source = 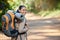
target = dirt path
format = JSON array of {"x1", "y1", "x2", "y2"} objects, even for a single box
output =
[
  {"x1": 0, "y1": 13, "x2": 60, "y2": 40},
  {"x1": 27, "y1": 18, "x2": 60, "y2": 40}
]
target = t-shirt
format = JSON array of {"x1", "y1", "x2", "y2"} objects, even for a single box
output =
[{"x1": 15, "y1": 13, "x2": 28, "y2": 33}]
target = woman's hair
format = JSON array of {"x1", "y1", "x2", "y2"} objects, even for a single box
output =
[
  {"x1": 19, "y1": 5, "x2": 26, "y2": 10},
  {"x1": 17, "y1": 5, "x2": 26, "y2": 13}
]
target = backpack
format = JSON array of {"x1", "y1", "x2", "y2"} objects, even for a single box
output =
[{"x1": 2, "y1": 10, "x2": 18, "y2": 37}]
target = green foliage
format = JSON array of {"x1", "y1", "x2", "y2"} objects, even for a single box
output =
[
  {"x1": 56, "y1": 2, "x2": 60, "y2": 9},
  {"x1": 0, "y1": 0, "x2": 60, "y2": 29},
  {"x1": 0, "y1": 0, "x2": 12, "y2": 29},
  {"x1": 8, "y1": 0, "x2": 21, "y2": 10},
  {"x1": 38, "y1": 10, "x2": 60, "y2": 17}
]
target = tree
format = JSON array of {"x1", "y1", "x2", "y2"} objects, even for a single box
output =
[{"x1": 0, "y1": 0, "x2": 11, "y2": 29}]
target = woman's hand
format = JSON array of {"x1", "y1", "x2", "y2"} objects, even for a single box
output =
[{"x1": 25, "y1": 23, "x2": 29, "y2": 29}]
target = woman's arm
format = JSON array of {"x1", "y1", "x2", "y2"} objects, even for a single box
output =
[
  {"x1": 21, "y1": 23, "x2": 29, "y2": 32},
  {"x1": 25, "y1": 23, "x2": 29, "y2": 29},
  {"x1": 19, "y1": 23, "x2": 29, "y2": 33}
]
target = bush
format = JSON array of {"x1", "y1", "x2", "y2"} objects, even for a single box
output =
[
  {"x1": 38, "y1": 10, "x2": 60, "y2": 17},
  {"x1": 0, "y1": 0, "x2": 12, "y2": 29}
]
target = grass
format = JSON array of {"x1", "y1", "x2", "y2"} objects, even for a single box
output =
[{"x1": 36, "y1": 10, "x2": 60, "y2": 17}]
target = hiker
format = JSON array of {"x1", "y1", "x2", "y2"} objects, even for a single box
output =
[
  {"x1": 15, "y1": 5, "x2": 29, "y2": 40},
  {"x1": 11, "y1": 5, "x2": 29, "y2": 40},
  {"x1": 2, "y1": 5, "x2": 29, "y2": 40}
]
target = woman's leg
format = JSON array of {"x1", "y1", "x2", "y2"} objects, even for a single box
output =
[
  {"x1": 17, "y1": 33, "x2": 27, "y2": 40},
  {"x1": 11, "y1": 37, "x2": 17, "y2": 40},
  {"x1": 17, "y1": 35, "x2": 21, "y2": 40},
  {"x1": 21, "y1": 33, "x2": 27, "y2": 40}
]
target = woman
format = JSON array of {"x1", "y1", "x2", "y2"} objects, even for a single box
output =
[{"x1": 15, "y1": 5, "x2": 29, "y2": 40}]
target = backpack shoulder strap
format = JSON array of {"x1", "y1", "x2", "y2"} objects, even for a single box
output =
[
  {"x1": 8, "y1": 12, "x2": 15, "y2": 29},
  {"x1": 3, "y1": 15, "x2": 9, "y2": 30}
]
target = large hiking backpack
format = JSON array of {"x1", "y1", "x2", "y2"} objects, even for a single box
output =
[{"x1": 2, "y1": 10, "x2": 18, "y2": 37}]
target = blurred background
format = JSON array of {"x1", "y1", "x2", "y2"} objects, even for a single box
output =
[
  {"x1": 0, "y1": 0, "x2": 60, "y2": 28},
  {"x1": 0, "y1": 0, "x2": 60, "y2": 40}
]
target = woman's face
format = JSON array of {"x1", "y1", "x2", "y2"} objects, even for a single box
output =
[{"x1": 19, "y1": 7, "x2": 27, "y2": 15}]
